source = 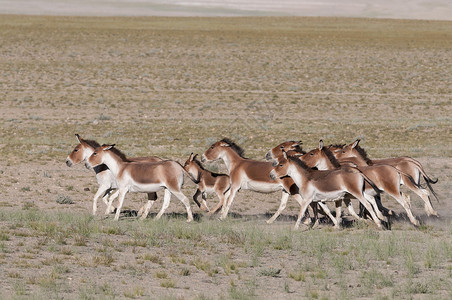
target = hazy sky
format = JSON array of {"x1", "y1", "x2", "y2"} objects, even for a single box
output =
[{"x1": 1, "y1": 0, "x2": 452, "y2": 20}]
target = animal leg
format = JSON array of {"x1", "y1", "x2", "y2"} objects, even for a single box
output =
[
  {"x1": 404, "y1": 178, "x2": 438, "y2": 217},
  {"x1": 172, "y1": 190, "x2": 194, "y2": 222},
  {"x1": 364, "y1": 193, "x2": 388, "y2": 222},
  {"x1": 220, "y1": 185, "x2": 239, "y2": 220},
  {"x1": 155, "y1": 189, "x2": 172, "y2": 220},
  {"x1": 266, "y1": 192, "x2": 289, "y2": 224},
  {"x1": 92, "y1": 185, "x2": 110, "y2": 216},
  {"x1": 334, "y1": 201, "x2": 342, "y2": 228},
  {"x1": 343, "y1": 198, "x2": 361, "y2": 220},
  {"x1": 317, "y1": 202, "x2": 339, "y2": 227},
  {"x1": 294, "y1": 199, "x2": 312, "y2": 230},
  {"x1": 105, "y1": 190, "x2": 120, "y2": 215},
  {"x1": 139, "y1": 200, "x2": 156, "y2": 220},
  {"x1": 201, "y1": 192, "x2": 210, "y2": 212},
  {"x1": 114, "y1": 189, "x2": 128, "y2": 221},
  {"x1": 192, "y1": 189, "x2": 202, "y2": 209},
  {"x1": 209, "y1": 189, "x2": 229, "y2": 216},
  {"x1": 395, "y1": 192, "x2": 420, "y2": 226},
  {"x1": 360, "y1": 195, "x2": 382, "y2": 228}
]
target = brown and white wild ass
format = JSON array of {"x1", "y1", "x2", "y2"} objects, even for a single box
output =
[
  {"x1": 270, "y1": 153, "x2": 386, "y2": 229},
  {"x1": 66, "y1": 134, "x2": 161, "y2": 215},
  {"x1": 302, "y1": 140, "x2": 423, "y2": 226},
  {"x1": 266, "y1": 141, "x2": 365, "y2": 227},
  {"x1": 330, "y1": 140, "x2": 439, "y2": 217},
  {"x1": 202, "y1": 138, "x2": 320, "y2": 228},
  {"x1": 86, "y1": 144, "x2": 193, "y2": 221},
  {"x1": 183, "y1": 153, "x2": 231, "y2": 215}
]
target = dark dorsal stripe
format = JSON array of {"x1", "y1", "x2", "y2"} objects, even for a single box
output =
[{"x1": 221, "y1": 138, "x2": 246, "y2": 158}]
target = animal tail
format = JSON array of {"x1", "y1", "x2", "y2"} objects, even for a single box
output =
[
  {"x1": 406, "y1": 157, "x2": 439, "y2": 185},
  {"x1": 393, "y1": 161, "x2": 439, "y2": 203},
  {"x1": 176, "y1": 162, "x2": 200, "y2": 184}
]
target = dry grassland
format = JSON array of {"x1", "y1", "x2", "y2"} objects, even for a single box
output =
[{"x1": 0, "y1": 15, "x2": 451, "y2": 299}]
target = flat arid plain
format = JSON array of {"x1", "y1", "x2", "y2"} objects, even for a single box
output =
[{"x1": 0, "y1": 15, "x2": 451, "y2": 299}]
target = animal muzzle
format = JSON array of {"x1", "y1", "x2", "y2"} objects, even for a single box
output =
[
  {"x1": 201, "y1": 154, "x2": 207, "y2": 162},
  {"x1": 65, "y1": 158, "x2": 73, "y2": 167},
  {"x1": 84, "y1": 161, "x2": 92, "y2": 170},
  {"x1": 265, "y1": 151, "x2": 273, "y2": 161},
  {"x1": 269, "y1": 170, "x2": 277, "y2": 180}
]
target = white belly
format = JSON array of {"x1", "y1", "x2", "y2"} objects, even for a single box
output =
[
  {"x1": 312, "y1": 190, "x2": 346, "y2": 203},
  {"x1": 243, "y1": 180, "x2": 282, "y2": 193},
  {"x1": 128, "y1": 183, "x2": 163, "y2": 193}
]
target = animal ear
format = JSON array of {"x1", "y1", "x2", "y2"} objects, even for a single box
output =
[
  {"x1": 351, "y1": 139, "x2": 360, "y2": 149},
  {"x1": 220, "y1": 142, "x2": 231, "y2": 147},
  {"x1": 297, "y1": 140, "x2": 302, "y2": 145},
  {"x1": 103, "y1": 144, "x2": 115, "y2": 151},
  {"x1": 292, "y1": 152, "x2": 303, "y2": 158},
  {"x1": 282, "y1": 150, "x2": 288, "y2": 160},
  {"x1": 193, "y1": 154, "x2": 199, "y2": 160},
  {"x1": 319, "y1": 140, "x2": 324, "y2": 150},
  {"x1": 75, "y1": 134, "x2": 82, "y2": 143},
  {"x1": 189, "y1": 153, "x2": 194, "y2": 161}
]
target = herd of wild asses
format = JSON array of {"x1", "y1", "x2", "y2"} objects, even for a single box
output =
[{"x1": 66, "y1": 134, "x2": 438, "y2": 229}]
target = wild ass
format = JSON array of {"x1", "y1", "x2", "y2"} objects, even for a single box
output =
[
  {"x1": 266, "y1": 141, "x2": 364, "y2": 226},
  {"x1": 86, "y1": 144, "x2": 193, "y2": 222},
  {"x1": 183, "y1": 153, "x2": 231, "y2": 215},
  {"x1": 330, "y1": 140, "x2": 439, "y2": 217},
  {"x1": 270, "y1": 153, "x2": 385, "y2": 229},
  {"x1": 302, "y1": 140, "x2": 423, "y2": 226},
  {"x1": 202, "y1": 138, "x2": 322, "y2": 228},
  {"x1": 66, "y1": 134, "x2": 161, "y2": 215}
]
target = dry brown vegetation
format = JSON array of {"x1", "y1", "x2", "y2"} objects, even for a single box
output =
[{"x1": 0, "y1": 15, "x2": 451, "y2": 299}]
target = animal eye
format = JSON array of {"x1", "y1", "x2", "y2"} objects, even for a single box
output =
[
  {"x1": 93, "y1": 152, "x2": 97, "y2": 156},
  {"x1": 211, "y1": 146, "x2": 214, "y2": 149},
  {"x1": 310, "y1": 152, "x2": 314, "y2": 155},
  {"x1": 279, "y1": 164, "x2": 283, "y2": 167},
  {"x1": 74, "y1": 149, "x2": 78, "y2": 152}
]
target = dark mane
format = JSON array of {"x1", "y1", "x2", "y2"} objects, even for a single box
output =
[
  {"x1": 288, "y1": 141, "x2": 306, "y2": 154},
  {"x1": 221, "y1": 138, "x2": 246, "y2": 158},
  {"x1": 83, "y1": 139, "x2": 101, "y2": 149},
  {"x1": 322, "y1": 147, "x2": 341, "y2": 168},
  {"x1": 102, "y1": 144, "x2": 131, "y2": 162},
  {"x1": 288, "y1": 156, "x2": 311, "y2": 172},
  {"x1": 328, "y1": 144, "x2": 346, "y2": 149},
  {"x1": 354, "y1": 145, "x2": 373, "y2": 165}
]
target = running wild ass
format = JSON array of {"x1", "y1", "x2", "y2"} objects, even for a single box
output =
[
  {"x1": 183, "y1": 153, "x2": 231, "y2": 215},
  {"x1": 270, "y1": 152, "x2": 386, "y2": 229},
  {"x1": 302, "y1": 140, "x2": 423, "y2": 226},
  {"x1": 202, "y1": 138, "x2": 319, "y2": 228},
  {"x1": 85, "y1": 144, "x2": 193, "y2": 221},
  {"x1": 66, "y1": 134, "x2": 161, "y2": 215},
  {"x1": 330, "y1": 140, "x2": 439, "y2": 217}
]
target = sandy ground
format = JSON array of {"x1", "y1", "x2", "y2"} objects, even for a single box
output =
[
  {"x1": 1, "y1": 0, "x2": 452, "y2": 20},
  {"x1": 0, "y1": 15, "x2": 451, "y2": 299}
]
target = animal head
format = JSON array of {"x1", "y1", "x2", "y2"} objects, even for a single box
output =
[
  {"x1": 270, "y1": 151, "x2": 291, "y2": 180},
  {"x1": 265, "y1": 140, "x2": 303, "y2": 162},
  {"x1": 202, "y1": 138, "x2": 244, "y2": 162},
  {"x1": 85, "y1": 144, "x2": 115, "y2": 169},
  {"x1": 66, "y1": 134, "x2": 99, "y2": 167}
]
